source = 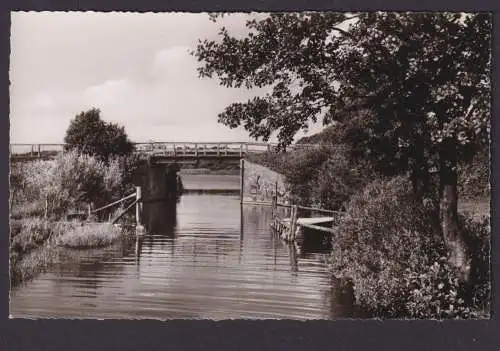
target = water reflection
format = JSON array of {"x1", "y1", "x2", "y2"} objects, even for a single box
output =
[
  {"x1": 11, "y1": 183, "x2": 352, "y2": 319},
  {"x1": 142, "y1": 200, "x2": 177, "y2": 236},
  {"x1": 298, "y1": 229, "x2": 333, "y2": 259}
]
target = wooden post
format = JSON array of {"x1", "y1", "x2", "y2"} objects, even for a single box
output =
[
  {"x1": 245, "y1": 143, "x2": 249, "y2": 155},
  {"x1": 275, "y1": 181, "x2": 278, "y2": 202},
  {"x1": 267, "y1": 144, "x2": 271, "y2": 152},
  {"x1": 274, "y1": 181, "x2": 279, "y2": 213},
  {"x1": 37, "y1": 144, "x2": 41, "y2": 158},
  {"x1": 87, "y1": 204, "x2": 91, "y2": 220},
  {"x1": 44, "y1": 197, "x2": 48, "y2": 220},
  {"x1": 290, "y1": 205, "x2": 298, "y2": 241},
  {"x1": 135, "y1": 186, "x2": 142, "y2": 226},
  {"x1": 194, "y1": 143, "x2": 198, "y2": 157},
  {"x1": 240, "y1": 143, "x2": 243, "y2": 157},
  {"x1": 31, "y1": 145, "x2": 34, "y2": 156},
  {"x1": 240, "y1": 159, "x2": 245, "y2": 204},
  {"x1": 173, "y1": 144, "x2": 176, "y2": 157}
]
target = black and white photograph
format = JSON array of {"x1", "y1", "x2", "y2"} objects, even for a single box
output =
[{"x1": 9, "y1": 11, "x2": 491, "y2": 320}]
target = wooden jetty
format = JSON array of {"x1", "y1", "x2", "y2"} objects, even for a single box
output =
[{"x1": 270, "y1": 204, "x2": 342, "y2": 242}]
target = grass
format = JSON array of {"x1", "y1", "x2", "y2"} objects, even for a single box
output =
[
  {"x1": 10, "y1": 201, "x2": 45, "y2": 220},
  {"x1": 10, "y1": 217, "x2": 127, "y2": 287},
  {"x1": 56, "y1": 222, "x2": 124, "y2": 249},
  {"x1": 10, "y1": 242, "x2": 60, "y2": 286},
  {"x1": 10, "y1": 219, "x2": 76, "y2": 286}
]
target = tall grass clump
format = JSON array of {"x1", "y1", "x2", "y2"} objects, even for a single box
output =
[
  {"x1": 10, "y1": 220, "x2": 77, "y2": 286},
  {"x1": 56, "y1": 223, "x2": 123, "y2": 249},
  {"x1": 330, "y1": 176, "x2": 490, "y2": 318}
]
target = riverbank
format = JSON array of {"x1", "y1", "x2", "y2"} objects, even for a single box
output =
[
  {"x1": 248, "y1": 148, "x2": 490, "y2": 319},
  {"x1": 10, "y1": 217, "x2": 131, "y2": 287}
]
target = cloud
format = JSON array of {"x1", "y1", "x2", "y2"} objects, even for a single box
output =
[
  {"x1": 151, "y1": 46, "x2": 196, "y2": 80},
  {"x1": 10, "y1": 12, "x2": 323, "y2": 144}
]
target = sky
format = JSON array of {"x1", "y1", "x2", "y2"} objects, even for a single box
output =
[{"x1": 9, "y1": 12, "x2": 324, "y2": 144}]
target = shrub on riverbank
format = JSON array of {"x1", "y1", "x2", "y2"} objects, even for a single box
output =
[
  {"x1": 458, "y1": 148, "x2": 490, "y2": 200},
  {"x1": 329, "y1": 177, "x2": 490, "y2": 318},
  {"x1": 247, "y1": 145, "x2": 374, "y2": 210},
  {"x1": 56, "y1": 223, "x2": 123, "y2": 249},
  {"x1": 10, "y1": 150, "x2": 138, "y2": 220},
  {"x1": 9, "y1": 150, "x2": 139, "y2": 285}
]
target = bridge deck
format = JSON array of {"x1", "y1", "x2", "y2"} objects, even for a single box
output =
[{"x1": 9, "y1": 142, "x2": 320, "y2": 160}]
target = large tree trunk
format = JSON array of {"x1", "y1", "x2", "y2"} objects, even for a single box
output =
[{"x1": 439, "y1": 148, "x2": 469, "y2": 280}]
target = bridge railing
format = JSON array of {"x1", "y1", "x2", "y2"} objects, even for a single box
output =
[
  {"x1": 10, "y1": 141, "x2": 321, "y2": 159},
  {"x1": 10, "y1": 143, "x2": 65, "y2": 158},
  {"x1": 132, "y1": 142, "x2": 281, "y2": 157}
]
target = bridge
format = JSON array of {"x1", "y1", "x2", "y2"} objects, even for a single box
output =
[{"x1": 9, "y1": 142, "x2": 319, "y2": 163}]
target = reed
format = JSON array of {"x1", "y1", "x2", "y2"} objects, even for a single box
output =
[{"x1": 56, "y1": 222, "x2": 123, "y2": 249}]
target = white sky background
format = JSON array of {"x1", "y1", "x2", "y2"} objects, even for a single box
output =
[{"x1": 10, "y1": 12, "x2": 325, "y2": 144}]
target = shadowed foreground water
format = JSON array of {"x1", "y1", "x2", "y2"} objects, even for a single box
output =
[{"x1": 10, "y1": 175, "x2": 352, "y2": 319}]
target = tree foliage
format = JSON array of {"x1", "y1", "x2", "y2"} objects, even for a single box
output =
[
  {"x1": 194, "y1": 12, "x2": 491, "y2": 275},
  {"x1": 64, "y1": 108, "x2": 134, "y2": 162},
  {"x1": 195, "y1": 12, "x2": 490, "y2": 170}
]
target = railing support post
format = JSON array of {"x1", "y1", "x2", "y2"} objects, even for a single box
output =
[
  {"x1": 240, "y1": 144, "x2": 243, "y2": 157},
  {"x1": 194, "y1": 143, "x2": 198, "y2": 157},
  {"x1": 37, "y1": 144, "x2": 41, "y2": 158},
  {"x1": 290, "y1": 205, "x2": 298, "y2": 241},
  {"x1": 135, "y1": 186, "x2": 142, "y2": 227},
  {"x1": 240, "y1": 159, "x2": 245, "y2": 205},
  {"x1": 272, "y1": 183, "x2": 278, "y2": 215},
  {"x1": 275, "y1": 181, "x2": 278, "y2": 204}
]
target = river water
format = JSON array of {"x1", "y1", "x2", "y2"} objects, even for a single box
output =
[{"x1": 10, "y1": 174, "x2": 351, "y2": 319}]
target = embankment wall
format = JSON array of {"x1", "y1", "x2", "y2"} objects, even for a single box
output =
[{"x1": 241, "y1": 159, "x2": 290, "y2": 205}]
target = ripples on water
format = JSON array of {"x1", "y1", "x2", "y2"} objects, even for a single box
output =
[{"x1": 10, "y1": 175, "x2": 351, "y2": 319}]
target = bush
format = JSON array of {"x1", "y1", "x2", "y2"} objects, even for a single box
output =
[
  {"x1": 460, "y1": 215, "x2": 491, "y2": 312},
  {"x1": 12, "y1": 150, "x2": 135, "y2": 220},
  {"x1": 310, "y1": 145, "x2": 374, "y2": 210},
  {"x1": 458, "y1": 148, "x2": 490, "y2": 200},
  {"x1": 248, "y1": 145, "x2": 375, "y2": 210},
  {"x1": 330, "y1": 176, "x2": 490, "y2": 318}
]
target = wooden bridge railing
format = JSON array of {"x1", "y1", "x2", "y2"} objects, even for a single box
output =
[
  {"x1": 10, "y1": 142, "x2": 320, "y2": 159},
  {"x1": 10, "y1": 143, "x2": 65, "y2": 158}
]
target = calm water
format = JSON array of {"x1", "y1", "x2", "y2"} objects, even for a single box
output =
[
  {"x1": 10, "y1": 175, "x2": 350, "y2": 319},
  {"x1": 180, "y1": 173, "x2": 240, "y2": 190}
]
